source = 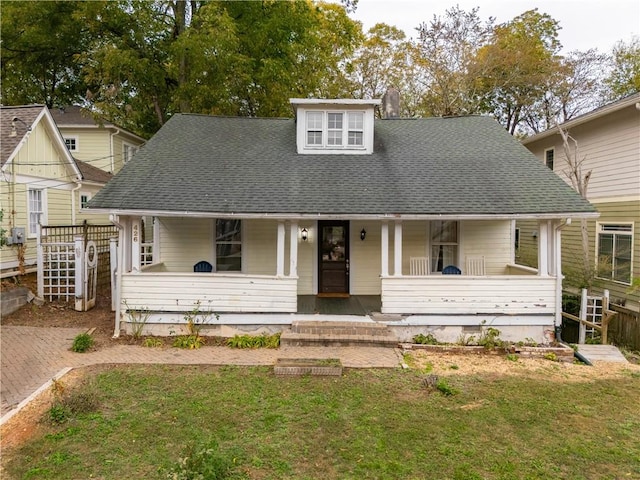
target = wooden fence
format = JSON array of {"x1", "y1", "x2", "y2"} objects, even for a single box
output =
[{"x1": 608, "y1": 304, "x2": 640, "y2": 351}]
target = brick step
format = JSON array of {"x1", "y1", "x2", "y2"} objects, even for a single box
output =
[
  {"x1": 281, "y1": 321, "x2": 398, "y2": 347},
  {"x1": 290, "y1": 320, "x2": 392, "y2": 336}
]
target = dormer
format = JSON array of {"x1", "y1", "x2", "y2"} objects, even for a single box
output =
[{"x1": 290, "y1": 98, "x2": 381, "y2": 155}]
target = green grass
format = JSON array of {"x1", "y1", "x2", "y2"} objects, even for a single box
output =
[{"x1": 4, "y1": 364, "x2": 640, "y2": 479}]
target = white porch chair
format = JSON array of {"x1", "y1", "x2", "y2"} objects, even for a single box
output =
[
  {"x1": 465, "y1": 256, "x2": 486, "y2": 275},
  {"x1": 410, "y1": 257, "x2": 430, "y2": 275}
]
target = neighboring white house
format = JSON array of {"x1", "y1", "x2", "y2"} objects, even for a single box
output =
[
  {"x1": 87, "y1": 94, "x2": 598, "y2": 342},
  {"x1": 519, "y1": 93, "x2": 640, "y2": 311},
  {"x1": 0, "y1": 105, "x2": 113, "y2": 274}
]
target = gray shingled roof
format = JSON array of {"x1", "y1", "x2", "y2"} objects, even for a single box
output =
[{"x1": 88, "y1": 113, "x2": 596, "y2": 216}]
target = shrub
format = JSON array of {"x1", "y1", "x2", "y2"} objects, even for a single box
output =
[
  {"x1": 226, "y1": 333, "x2": 280, "y2": 349},
  {"x1": 48, "y1": 379, "x2": 99, "y2": 424},
  {"x1": 435, "y1": 378, "x2": 459, "y2": 396},
  {"x1": 412, "y1": 333, "x2": 439, "y2": 345},
  {"x1": 173, "y1": 335, "x2": 206, "y2": 349},
  {"x1": 71, "y1": 333, "x2": 94, "y2": 352},
  {"x1": 166, "y1": 440, "x2": 239, "y2": 480}
]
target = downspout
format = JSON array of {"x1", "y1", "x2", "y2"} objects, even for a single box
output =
[
  {"x1": 552, "y1": 218, "x2": 592, "y2": 365},
  {"x1": 71, "y1": 182, "x2": 82, "y2": 225},
  {"x1": 109, "y1": 128, "x2": 120, "y2": 173},
  {"x1": 110, "y1": 213, "x2": 124, "y2": 338}
]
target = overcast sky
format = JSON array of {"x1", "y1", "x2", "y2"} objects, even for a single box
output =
[{"x1": 346, "y1": 0, "x2": 640, "y2": 53}]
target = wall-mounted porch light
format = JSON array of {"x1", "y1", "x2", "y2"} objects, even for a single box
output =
[
  {"x1": 301, "y1": 227, "x2": 309, "y2": 241},
  {"x1": 360, "y1": 228, "x2": 366, "y2": 241}
]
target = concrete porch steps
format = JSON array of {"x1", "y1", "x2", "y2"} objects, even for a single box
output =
[{"x1": 280, "y1": 320, "x2": 399, "y2": 348}]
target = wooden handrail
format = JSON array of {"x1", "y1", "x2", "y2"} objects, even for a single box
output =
[{"x1": 561, "y1": 310, "x2": 617, "y2": 344}]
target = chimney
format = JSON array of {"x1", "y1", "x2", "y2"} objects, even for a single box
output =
[{"x1": 381, "y1": 87, "x2": 400, "y2": 119}]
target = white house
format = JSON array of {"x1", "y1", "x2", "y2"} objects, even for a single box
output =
[{"x1": 87, "y1": 95, "x2": 598, "y2": 342}]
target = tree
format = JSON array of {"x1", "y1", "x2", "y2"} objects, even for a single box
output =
[
  {"x1": 78, "y1": 0, "x2": 361, "y2": 136},
  {"x1": 558, "y1": 127, "x2": 592, "y2": 287},
  {"x1": 415, "y1": 6, "x2": 494, "y2": 117},
  {"x1": 522, "y1": 49, "x2": 609, "y2": 135},
  {"x1": 603, "y1": 36, "x2": 640, "y2": 101},
  {"x1": 475, "y1": 9, "x2": 562, "y2": 134},
  {"x1": 1, "y1": 1, "x2": 89, "y2": 107},
  {"x1": 343, "y1": 23, "x2": 425, "y2": 115}
]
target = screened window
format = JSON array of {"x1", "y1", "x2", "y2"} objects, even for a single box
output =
[
  {"x1": 597, "y1": 223, "x2": 633, "y2": 284},
  {"x1": 28, "y1": 189, "x2": 44, "y2": 235},
  {"x1": 216, "y1": 219, "x2": 241, "y2": 271},
  {"x1": 304, "y1": 111, "x2": 365, "y2": 149},
  {"x1": 544, "y1": 148, "x2": 554, "y2": 170},
  {"x1": 430, "y1": 220, "x2": 458, "y2": 273}
]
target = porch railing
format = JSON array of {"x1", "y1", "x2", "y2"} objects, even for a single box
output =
[
  {"x1": 121, "y1": 271, "x2": 298, "y2": 313},
  {"x1": 381, "y1": 275, "x2": 556, "y2": 315}
]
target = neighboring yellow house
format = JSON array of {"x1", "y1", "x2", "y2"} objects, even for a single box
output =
[
  {"x1": 0, "y1": 105, "x2": 114, "y2": 274},
  {"x1": 50, "y1": 105, "x2": 146, "y2": 175},
  {"x1": 518, "y1": 93, "x2": 640, "y2": 311}
]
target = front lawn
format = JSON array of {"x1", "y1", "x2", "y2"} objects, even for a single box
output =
[{"x1": 3, "y1": 355, "x2": 640, "y2": 479}]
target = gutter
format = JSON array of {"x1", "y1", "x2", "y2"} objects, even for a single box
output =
[
  {"x1": 109, "y1": 128, "x2": 120, "y2": 173},
  {"x1": 110, "y1": 213, "x2": 124, "y2": 338}
]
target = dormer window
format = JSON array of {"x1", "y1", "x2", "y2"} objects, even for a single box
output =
[
  {"x1": 291, "y1": 98, "x2": 380, "y2": 155},
  {"x1": 306, "y1": 111, "x2": 365, "y2": 149}
]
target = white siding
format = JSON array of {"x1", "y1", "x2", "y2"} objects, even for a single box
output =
[
  {"x1": 157, "y1": 217, "x2": 214, "y2": 271},
  {"x1": 121, "y1": 272, "x2": 297, "y2": 313},
  {"x1": 461, "y1": 220, "x2": 512, "y2": 274},
  {"x1": 244, "y1": 219, "x2": 278, "y2": 275},
  {"x1": 381, "y1": 276, "x2": 556, "y2": 315}
]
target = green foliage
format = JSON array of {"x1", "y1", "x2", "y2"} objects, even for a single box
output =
[
  {"x1": 1, "y1": 1, "x2": 89, "y2": 107},
  {"x1": 412, "y1": 333, "x2": 440, "y2": 345},
  {"x1": 477, "y1": 327, "x2": 504, "y2": 349},
  {"x1": 562, "y1": 294, "x2": 581, "y2": 316},
  {"x1": 435, "y1": 378, "x2": 459, "y2": 396},
  {"x1": 165, "y1": 439, "x2": 240, "y2": 480},
  {"x1": 173, "y1": 335, "x2": 206, "y2": 350},
  {"x1": 124, "y1": 302, "x2": 152, "y2": 340},
  {"x1": 0, "y1": 210, "x2": 7, "y2": 247},
  {"x1": 48, "y1": 379, "x2": 98, "y2": 424},
  {"x1": 543, "y1": 352, "x2": 558, "y2": 362},
  {"x1": 143, "y1": 337, "x2": 164, "y2": 348},
  {"x1": 226, "y1": 334, "x2": 280, "y2": 349},
  {"x1": 604, "y1": 36, "x2": 640, "y2": 100},
  {"x1": 506, "y1": 353, "x2": 519, "y2": 362},
  {"x1": 71, "y1": 333, "x2": 94, "y2": 353}
]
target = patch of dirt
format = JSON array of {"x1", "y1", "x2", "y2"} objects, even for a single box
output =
[{"x1": 1, "y1": 273, "x2": 115, "y2": 349}]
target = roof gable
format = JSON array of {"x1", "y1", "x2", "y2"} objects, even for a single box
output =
[
  {"x1": 88, "y1": 112, "x2": 596, "y2": 217},
  {"x1": 1, "y1": 105, "x2": 82, "y2": 181}
]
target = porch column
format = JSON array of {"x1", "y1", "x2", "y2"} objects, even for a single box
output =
[
  {"x1": 131, "y1": 217, "x2": 141, "y2": 272},
  {"x1": 152, "y1": 217, "x2": 160, "y2": 263},
  {"x1": 547, "y1": 220, "x2": 556, "y2": 276},
  {"x1": 538, "y1": 220, "x2": 549, "y2": 276},
  {"x1": 394, "y1": 221, "x2": 403, "y2": 276},
  {"x1": 276, "y1": 220, "x2": 285, "y2": 277},
  {"x1": 289, "y1": 221, "x2": 298, "y2": 277},
  {"x1": 381, "y1": 221, "x2": 389, "y2": 276}
]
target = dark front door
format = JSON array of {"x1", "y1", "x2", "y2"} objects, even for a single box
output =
[{"x1": 318, "y1": 221, "x2": 349, "y2": 295}]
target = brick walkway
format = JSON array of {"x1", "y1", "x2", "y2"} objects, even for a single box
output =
[{"x1": 0, "y1": 325, "x2": 402, "y2": 418}]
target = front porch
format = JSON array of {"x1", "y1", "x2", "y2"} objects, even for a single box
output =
[{"x1": 112, "y1": 215, "x2": 564, "y2": 343}]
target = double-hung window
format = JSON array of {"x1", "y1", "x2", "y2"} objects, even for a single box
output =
[
  {"x1": 80, "y1": 193, "x2": 91, "y2": 209},
  {"x1": 597, "y1": 223, "x2": 633, "y2": 284},
  {"x1": 216, "y1": 219, "x2": 241, "y2": 271},
  {"x1": 28, "y1": 188, "x2": 45, "y2": 236},
  {"x1": 305, "y1": 111, "x2": 365, "y2": 149},
  {"x1": 430, "y1": 220, "x2": 458, "y2": 273}
]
